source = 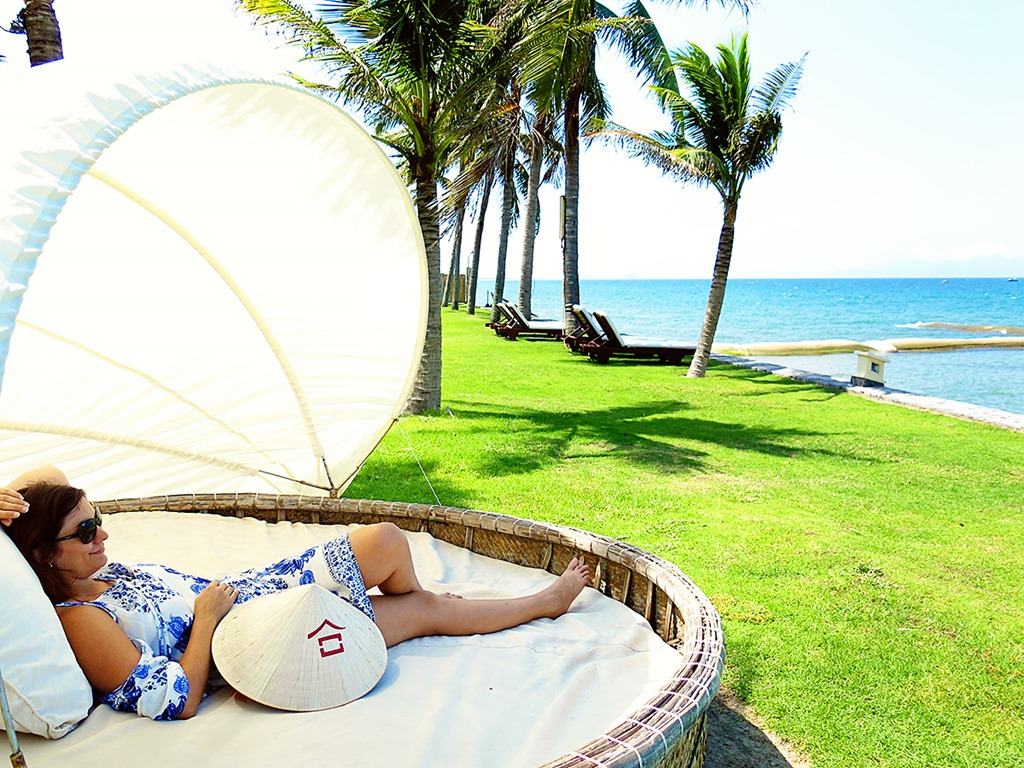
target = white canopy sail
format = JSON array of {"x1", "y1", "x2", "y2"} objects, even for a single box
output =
[{"x1": 0, "y1": 60, "x2": 427, "y2": 499}]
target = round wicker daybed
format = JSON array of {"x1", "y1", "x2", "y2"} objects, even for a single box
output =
[
  {"x1": 0, "y1": 58, "x2": 723, "y2": 768},
  {"x1": 95, "y1": 493, "x2": 724, "y2": 768}
]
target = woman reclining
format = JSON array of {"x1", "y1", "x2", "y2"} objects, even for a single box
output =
[{"x1": 1, "y1": 466, "x2": 590, "y2": 720}]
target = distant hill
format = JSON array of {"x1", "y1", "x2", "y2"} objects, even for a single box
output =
[{"x1": 832, "y1": 255, "x2": 1024, "y2": 279}]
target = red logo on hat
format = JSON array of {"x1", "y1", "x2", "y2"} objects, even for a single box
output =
[{"x1": 307, "y1": 619, "x2": 346, "y2": 658}]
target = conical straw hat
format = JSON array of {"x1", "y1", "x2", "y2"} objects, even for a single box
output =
[{"x1": 212, "y1": 584, "x2": 387, "y2": 712}]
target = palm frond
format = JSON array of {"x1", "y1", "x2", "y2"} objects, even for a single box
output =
[
  {"x1": 239, "y1": 0, "x2": 343, "y2": 52},
  {"x1": 733, "y1": 109, "x2": 783, "y2": 176},
  {"x1": 598, "y1": 1, "x2": 675, "y2": 94},
  {"x1": 714, "y1": 32, "x2": 749, "y2": 127},
  {"x1": 373, "y1": 127, "x2": 418, "y2": 167},
  {"x1": 751, "y1": 53, "x2": 806, "y2": 115},
  {"x1": 597, "y1": 32, "x2": 802, "y2": 204},
  {"x1": 671, "y1": 42, "x2": 737, "y2": 155},
  {"x1": 646, "y1": 85, "x2": 712, "y2": 152},
  {"x1": 291, "y1": 60, "x2": 420, "y2": 149},
  {"x1": 579, "y1": 49, "x2": 610, "y2": 122},
  {"x1": 588, "y1": 120, "x2": 725, "y2": 194},
  {"x1": 542, "y1": 156, "x2": 564, "y2": 186},
  {"x1": 444, "y1": 139, "x2": 510, "y2": 219}
]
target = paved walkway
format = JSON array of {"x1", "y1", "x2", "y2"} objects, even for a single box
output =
[{"x1": 716, "y1": 355, "x2": 1024, "y2": 433}]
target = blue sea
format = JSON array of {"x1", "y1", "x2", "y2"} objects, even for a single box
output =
[{"x1": 489, "y1": 278, "x2": 1024, "y2": 415}]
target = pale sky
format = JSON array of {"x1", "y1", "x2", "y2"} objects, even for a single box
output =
[{"x1": 2, "y1": 0, "x2": 1022, "y2": 280}]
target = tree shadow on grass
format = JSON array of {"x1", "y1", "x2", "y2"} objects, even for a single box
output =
[
  {"x1": 346, "y1": 457, "x2": 479, "y2": 509},
  {"x1": 445, "y1": 399, "x2": 867, "y2": 477},
  {"x1": 549, "y1": 352, "x2": 691, "y2": 368},
  {"x1": 713, "y1": 363, "x2": 837, "y2": 384},
  {"x1": 556, "y1": 355, "x2": 845, "y2": 401},
  {"x1": 683, "y1": 365, "x2": 847, "y2": 408},
  {"x1": 732, "y1": 383, "x2": 844, "y2": 402}
]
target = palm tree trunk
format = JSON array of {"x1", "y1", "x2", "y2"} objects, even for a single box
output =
[
  {"x1": 467, "y1": 181, "x2": 492, "y2": 316},
  {"x1": 22, "y1": 0, "x2": 63, "y2": 66},
  {"x1": 449, "y1": 204, "x2": 466, "y2": 311},
  {"x1": 490, "y1": 161, "x2": 516, "y2": 323},
  {"x1": 518, "y1": 130, "x2": 544, "y2": 318},
  {"x1": 444, "y1": 207, "x2": 468, "y2": 313},
  {"x1": 687, "y1": 199, "x2": 738, "y2": 378},
  {"x1": 442, "y1": 251, "x2": 454, "y2": 308},
  {"x1": 561, "y1": 89, "x2": 581, "y2": 332},
  {"x1": 442, "y1": 269, "x2": 453, "y2": 309},
  {"x1": 407, "y1": 170, "x2": 443, "y2": 412}
]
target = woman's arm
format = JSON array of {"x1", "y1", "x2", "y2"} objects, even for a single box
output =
[
  {"x1": 58, "y1": 605, "x2": 145, "y2": 692},
  {"x1": 1, "y1": 465, "x2": 68, "y2": 526},
  {"x1": 7, "y1": 465, "x2": 69, "y2": 489},
  {"x1": 60, "y1": 580, "x2": 238, "y2": 720}
]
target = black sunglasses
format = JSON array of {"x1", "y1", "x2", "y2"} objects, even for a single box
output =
[{"x1": 55, "y1": 512, "x2": 103, "y2": 544}]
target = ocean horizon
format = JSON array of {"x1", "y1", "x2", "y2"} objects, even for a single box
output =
[{"x1": 476, "y1": 277, "x2": 1024, "y2": 415}]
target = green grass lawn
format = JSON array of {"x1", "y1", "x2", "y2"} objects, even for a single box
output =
[{"x1": 348, "y1": 309, "x2": 1024, "y2": 768}]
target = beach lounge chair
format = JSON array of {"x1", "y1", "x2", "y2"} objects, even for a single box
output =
[
  {"x1": 588, "y1": 310, "x2": 696, "y2": 364},
  {"x1": 563, "y1": 304, "x2": 606, "y2": 353},
  {"x1": 494, "y1": 302, "x2": 564, "y2": 340},
  {"x1": 485, "y1": 301, "x2": 515, "y2": 330}
]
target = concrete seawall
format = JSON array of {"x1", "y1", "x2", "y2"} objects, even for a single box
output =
[
  {"x1": 715, "y1": 354, "x2": 1024, "y2": 433},
  {"x1": 713, "y1": 336, "x2": 1024, "y2": 356}
]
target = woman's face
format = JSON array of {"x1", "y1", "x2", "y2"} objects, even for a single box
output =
[{"x1": 51, "y1": 497, "x2": 108, "y2": 579}]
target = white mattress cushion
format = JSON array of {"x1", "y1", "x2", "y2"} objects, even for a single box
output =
[
  {"x1": 0, "y1": 530, "x2": 93, "y2": 738},
  {"x1": 16, "y1": 511, "x2": 682, "y2": 766}
]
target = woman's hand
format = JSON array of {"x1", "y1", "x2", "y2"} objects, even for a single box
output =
[
  {"x1": 193, "y1": 580, "x2": 239, "y2": 626},
  {"x1": 177, "y1": 581, "x2": 239, "y2": 718},
  {"x1": 0, "y1": 486, "x2": 28, "y2": 527}
]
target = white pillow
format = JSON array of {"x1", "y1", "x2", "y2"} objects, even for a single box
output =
[{"x1": 0, "y1": 530, "x2": 92, "y2": 738}]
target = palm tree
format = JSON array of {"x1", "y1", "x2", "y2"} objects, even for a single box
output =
[
  {"x1": 443, "y1": 75, "x2": 530, "y2": 324},
  {"x1": 480, "y1": 80, "x2": 527, "y2": 324},
  {"x1": 442, "y1": 201, "x2": 466, "y2": 310},
  {"x1": 444, "y1": 0, "x2": 672, "y2": 324},
  {"x1": 465, "y1": 173, "x2": 493, "y2": 315},
  {"x1": 490, "y1": 150, "x2": 519, "y2": 323},
  {"x1": 517, "y1": 111, "x2": 561, "y2": 317},
  {"x1": 594, "y1": 33, "x2": 804, "y2": 377},
  {"x1": 533, "y1": 0, "x2": 720, "y2": 331},
  {"x1": 242, "y1": 0, "x2": 524, "y2": 413},
  {"x1": 456, "y1": 3, "x2": 567, "y2": 317}
]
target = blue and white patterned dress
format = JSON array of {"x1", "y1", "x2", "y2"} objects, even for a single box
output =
[{"x1": 56, "y1": 535, "x2": 372, "y2": 721}]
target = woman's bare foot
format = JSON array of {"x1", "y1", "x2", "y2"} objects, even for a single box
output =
[
  {"x1": 441, "y1": 591, "x2": 464, "y2": 599},
  {"x1": 541, "y1": 557, "x2": 591, "y2": 619}
]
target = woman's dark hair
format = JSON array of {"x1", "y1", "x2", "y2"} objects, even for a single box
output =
[{"x1": 3, "y1": 482, "x2": 86, "y2": 603}]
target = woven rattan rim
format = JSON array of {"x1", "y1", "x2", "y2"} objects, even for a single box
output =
[{"x1": 96, "y1": 494, "x2": 724, "y2": 768}]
